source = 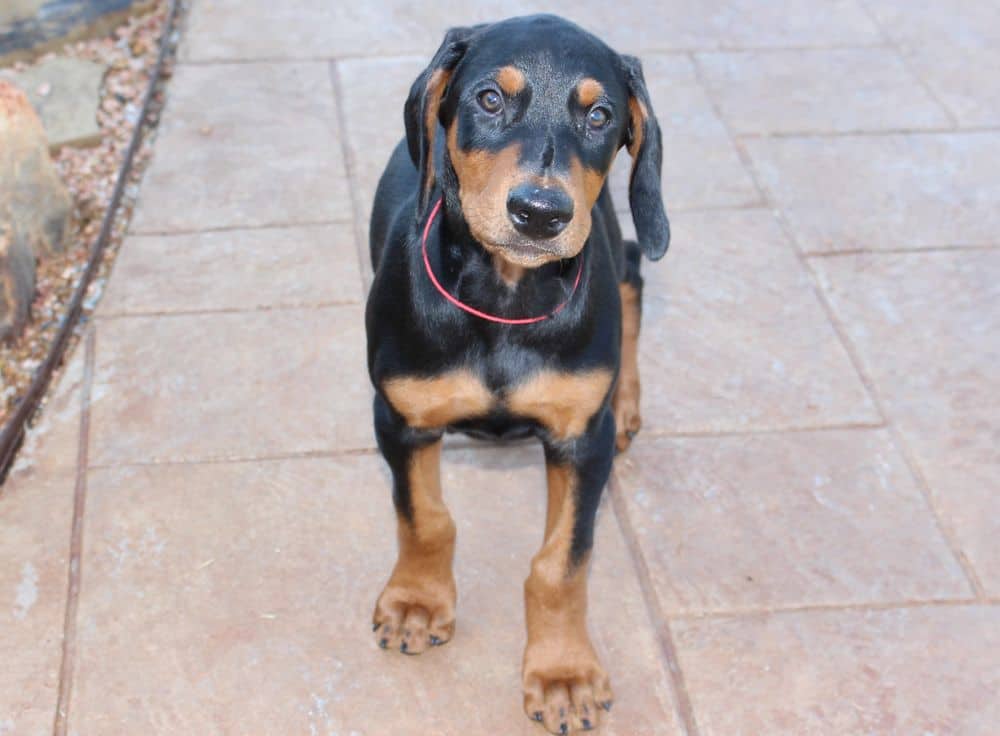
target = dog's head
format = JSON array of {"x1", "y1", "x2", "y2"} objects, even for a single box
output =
[{"x1": 405, "y1": 15, "x2": 670, "y2": 267}]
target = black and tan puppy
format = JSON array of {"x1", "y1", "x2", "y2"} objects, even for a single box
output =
[{"x1": 366, "y1": 14, "x2": 669, "y2": 734}]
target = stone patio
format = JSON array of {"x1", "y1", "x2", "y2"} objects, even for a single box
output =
[{"x1": 2, "y1": 1, "x2": 998, "y2": 734}]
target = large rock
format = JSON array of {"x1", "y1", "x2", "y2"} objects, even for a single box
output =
[
  {"x1": 0, "y1": 56, "x2": 106, "y2": 149},
  {"x1": 0, "y1": 223, "x2": 35, "y2": 341},
  {"x1": 0, "y1": 80, "x2": 72, "y2": 259},
  {"x1": 1, "y1": 80, "x2": 72, "y2": 340}
]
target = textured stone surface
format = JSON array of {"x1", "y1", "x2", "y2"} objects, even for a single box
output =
[
  {"x1": 635, "y1": 209, "x2": 876, "y2": 433},
  {"x1": 673, "y1": 606, "x2": 1000, "y2": 735},
  {"x1": 130, "y1": 62, "x2": 351, "y2": 233},
  {"x1": 867, "y1": 0, "x2": 1000, "y2": 127},
  {"x1": 89, "y1": 306, "x2": 372, "y2": 465},
  {"x1": 815, "y1": 252, "x2": 1000, "y2": 595},
  {"x1": 0, "y1": 342, "x2": 82, "y2": 735},
  {"x1": 182, "y1": 0, "x2": 879, "y2": 61},
  {"x1": 0, "y1": 223, "x2": 35, "y2": 340},
  {"x1": 745, "y1": 132, "x2": 1000, "y2": 253},
  {"x1": 71, "y1": 448, "x2": 682, "y2": 734},
  {"x1": 0, "y1": 81, "x2": 71, "y2": 257},
  {"x1": 100, "y1": 224, "x2": 364, "y2": 316},
  {"x1": 695, "y1": 48, "x2": 949, "y2": 134},
  {"x1": 615, "y1": 430, "x2": 971, "y2": 614},
  {"x1": 0, "y1": 56, "x2": 106, "y2": 148}
]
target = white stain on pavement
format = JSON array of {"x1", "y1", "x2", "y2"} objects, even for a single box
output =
[{"x1": 13, "y1": 562, "x2": 39, "y2": 620}]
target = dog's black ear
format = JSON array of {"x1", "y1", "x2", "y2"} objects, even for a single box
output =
[
  {"x1": 405, "y1": 27, "x2": 477, "y2": 217},
  {"x1": 621, "y1": 55, "x2": 670, "y2": 260}
]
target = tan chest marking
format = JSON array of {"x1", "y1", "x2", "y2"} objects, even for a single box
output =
[
  {"x1": 507, "y1": 369, "x2": 613, "y2": 440},
  {"x1": 383, "y1": 370, "x2": 494, "y2": 429}
]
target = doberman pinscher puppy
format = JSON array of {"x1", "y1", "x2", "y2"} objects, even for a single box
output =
[{"x1": 366, "y1": 15, "x2": 669, "y2": 734}]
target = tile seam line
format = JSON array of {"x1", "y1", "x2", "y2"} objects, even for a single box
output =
[
  {"x1": 95, "y1": 300, "x2": 361, "y2": 319},
  {"x1": 736, "y1": 125, "x2": 1000, "y2": 140},
  {"x1": 855, "y1": 0, "x2": 961, "y2": 128},
  {"x1": 52, "y1": 327, "x2": 96, "y2": 736},
  {"x1": 665, "y1": 597, "x2": 988, "y2": 622},
  {"x1": 87, "y1": 446, "x2": 382, "y2": 470},
  {"x1": 805, "y1": 243, "x2": 1000, "y2": 258},
  {"x1": 642, "y1": 420, "x2": 887, "y2": 438},
  {"x1": 175, "y1": 41, "x2": 890, "y2": 66},
  {"x1": 129, "y1": 218, "x2": 352, "y2": 237},
  {"x1": 328, "y1": 61, "x2": 375, "y2": 294},
  {"x1": 695, "y1": 43, "x2": 989, "y2": 598},
  {"x1": 608, "y1": 471, "x2": 701, "y2": 736}
]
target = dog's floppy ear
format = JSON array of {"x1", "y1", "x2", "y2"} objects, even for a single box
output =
[
  {"x1": 621, "y1": 55, "x2": 670, "y2": 260},
  {"x1": 405, "y1": 27, "x2": 477, "y2": 217}
]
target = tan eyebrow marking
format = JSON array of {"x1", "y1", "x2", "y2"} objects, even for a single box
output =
[
  {"x1": 496, "y1": 65, "x2": 526, "y2": 96},
  {"x1": 576, "y1": 78, "x2": 605, "y2": 107}
]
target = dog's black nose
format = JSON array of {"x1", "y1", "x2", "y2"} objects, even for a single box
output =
[{"x1": 507, "y1": 185, "x2": 574, "y2": 239}]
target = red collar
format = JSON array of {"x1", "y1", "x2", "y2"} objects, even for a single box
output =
[{"x1": 421, "y1": 197, "x2": 584, "y2": 325}]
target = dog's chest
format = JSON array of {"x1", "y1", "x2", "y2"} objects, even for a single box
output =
[{"x1": 383, "y1": 366, "x2": 612, "y2": 441}]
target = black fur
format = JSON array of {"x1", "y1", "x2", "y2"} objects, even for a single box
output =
[{"x1": 366, "y1": 14, "x2": 668, "y2": 562}]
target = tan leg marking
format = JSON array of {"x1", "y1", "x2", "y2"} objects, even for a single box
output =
[
  {"x1": 373, "y1": 440, "x2": 457, "y2": 654},
  {"x1": 383, "y1": 370, "x2": 494, "y2": 429},
  {"x1": 523, "y1": 463, "x2": 612, "y2": 733},
  {"x1": 612, "y1": 282, "x2": 642, "y2": 452},
  {"x1": 506, "y1": 369, "x2": 613, "y2": 441}
]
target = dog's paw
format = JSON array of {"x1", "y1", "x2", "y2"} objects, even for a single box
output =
[
  {"x1": 523, "y1": 654, "x2": 613, "y2": 733},
  {"x1": 613, "y1": 385, "x2": 641, "y2": 453},
  {"x1": 372, "y1": 582, "x2": 456, "y2": 655}
]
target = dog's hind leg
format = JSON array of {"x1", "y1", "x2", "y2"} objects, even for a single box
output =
[{"x1": 612, "y1": 239, "x2": 643, "y2": 452}]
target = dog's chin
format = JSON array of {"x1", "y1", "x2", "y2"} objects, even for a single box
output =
[{"x1": 483, "y1": 237, "x2": 581, "y2": 268}]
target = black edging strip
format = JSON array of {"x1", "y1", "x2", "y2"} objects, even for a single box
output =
[{"x1": 0, "y1": 0, "x2": 182, "y2": 483}]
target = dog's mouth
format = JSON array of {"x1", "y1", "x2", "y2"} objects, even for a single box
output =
[{"x1": 482, "y1": 235, "x2": 578, "y2": 267}]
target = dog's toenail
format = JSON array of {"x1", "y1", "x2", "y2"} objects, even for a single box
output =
[
  {"x1": 533, "y1": 711, "x2": 543, "y2": 722},
  {"x1": 400, "y1": 641, "x2": 408, "y2": 653},
  {"x1": 582, "y1": 719, "x2": 592, "y2": 730},
  {"x1": 379, "y1": 638, "x2": 388, "y2": 649},
  {"x1": 559, "y1": 723, "x2": 568, "y2": 735},
  {"x1": 429, "y1": 635, "x2": 441, "y2": 646},
  {"x1": 601, "y1": 701, "x2": 613, "y2": 711},
  {"x1": 372, "y1": 623, "x2": 379, "y2": 632},
  {"x1": 626, "y1": 429, "x2": 637, "y2": 439}
]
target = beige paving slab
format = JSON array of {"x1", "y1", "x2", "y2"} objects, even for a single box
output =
[
  {"x1": 0, "y1": 344, "x2": 83, "y2": 735},
  {"x1": 814, "y1": 251, "x2": 1000, "y2": 595},
  {"x1": 615, "y1": 430, "x2": 971, "y2": 615},
  {"x1": 131, "y1": 62, "x2": 350, "y2": 233},
  {"x1": 635, "y1": 209, "x2": 877, "y2": 433},
  {"x1": 89, "y1": 306, "x2": 371, "y2": 466},
  {"x1": 694, "y1": 48, "x2": 949, "y2": 135},
  {"x1": 745, "y1": 132, "x2": 1000, "y2": 253},
  {"x1": 100, "y1": 224, "x2": 363, "y2": 316},
  {"x1": 71, "y1": 447, "x2": 682, "y2": 734},
  {"x1": 181, "y1": 0, "x2": 879, "y2": 62},
  {"x1": 673, "y1": 605, "x2": 1000, "y2": 735},
  {"x1": 867, "y1": 0, "x2": 1000, "y2": 127},
  {"x1": 606, "y1": 54, "x2": 759, "y2": 212}
]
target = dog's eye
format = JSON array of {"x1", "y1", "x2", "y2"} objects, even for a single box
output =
[
  {"x1": 477, "y1": 89, "x2": 503, "y2": 114},
  {"x1": 587, "y1": 106, "x2": 611, "y2": 129}
]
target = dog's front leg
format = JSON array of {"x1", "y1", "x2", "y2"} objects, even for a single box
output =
[
  {"x1": 371, "y1": 394, "x2": 457, "y2": 655},
  {"x1": 523, "y1": 408, "x2": 616, "y2": 734}
]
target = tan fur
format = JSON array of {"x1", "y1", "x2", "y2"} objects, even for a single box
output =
[
  {"x1": 507, "y1": 369, "x2": 613, "y2": 440},
  {"x1": 493, "y1": 253, "x2": 526, "y2": 287},
  {"x1": 383, "y1": 370, "x2": 494, "y2": 429},
  {"x1": 627, "y1": 96, "x2": 646, "y2": 160},
  {"x1": 421, "y1": 69, "x2": 453, "y2": 204},
  {"x1": 496, "y1": 65, "x2": 526, "y2": 96},
  {"x1": 575, "y1": 77, "x2": 604, "y2": 107},
  {"x1": 522, "y1": 462, "x2": 612, "y2": 731},
  {"x1": 612, "y1": 282, "x2": 642, "y2": 451},
  {"x1": 373, "y1": 440, "x2": 458, "y2": 653}
]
